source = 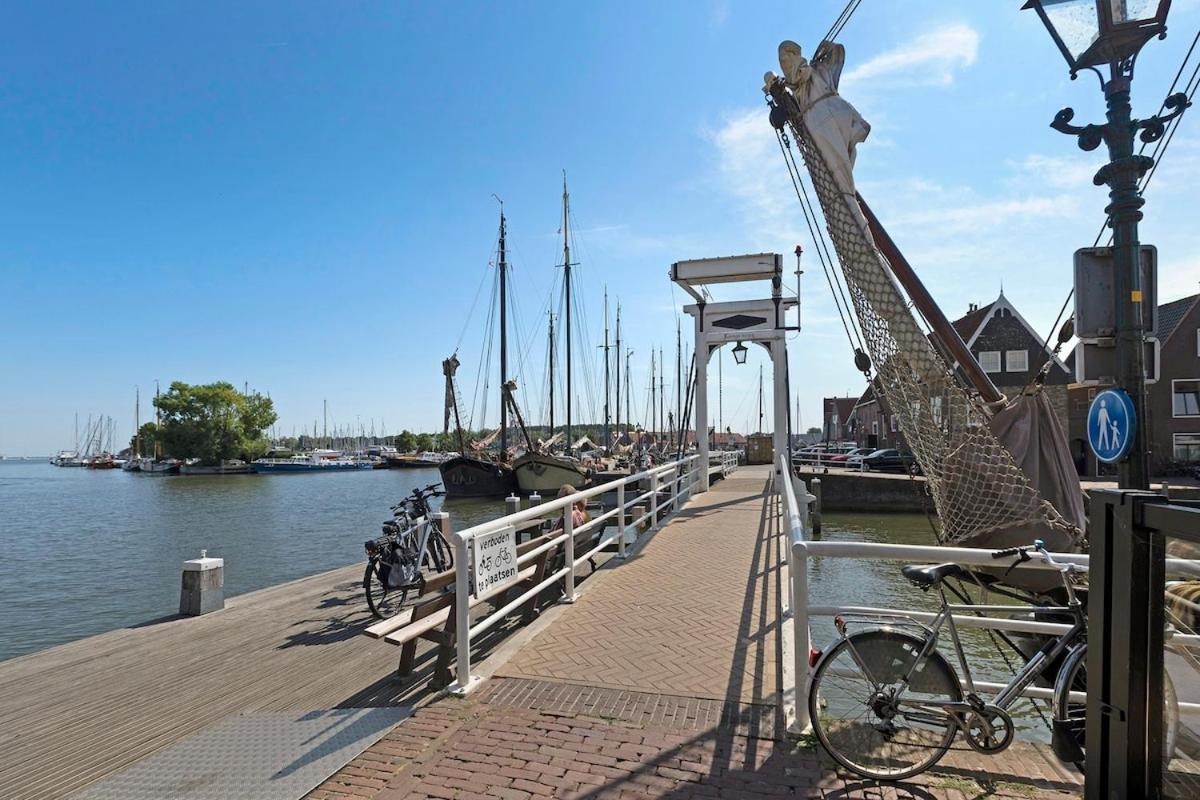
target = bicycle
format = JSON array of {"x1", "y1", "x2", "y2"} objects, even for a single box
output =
[
  {"x1": 807, "y1": 540, "x2": 1180, "y2": 780},
  {"x1": 362, "y1": 483, "x2": 453, "y2": 619}
]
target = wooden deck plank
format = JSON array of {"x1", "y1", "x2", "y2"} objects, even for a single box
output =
[{"x1": 0, "y1": 562, "x2": 430, "y2": 800}]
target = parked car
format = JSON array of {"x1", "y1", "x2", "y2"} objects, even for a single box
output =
[
  {"x1": 861, "y1": 449, "x2": 921, "y2": 474},
  {"x1": 830, "y1": 447, "x2": 874, "y2": 463}
]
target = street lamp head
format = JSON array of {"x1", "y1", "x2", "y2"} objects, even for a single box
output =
[
  {"x1": 1023, "y1": 0, "x2": 1171, "y2": 79},
  {"x1": 732, "y1": 341, "x2": 748, "y2": 365}
]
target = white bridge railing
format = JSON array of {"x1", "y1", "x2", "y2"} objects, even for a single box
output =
[
  {"x1": 776, "y1": 453, "x2": 1200, "y2": 735},
  {"x1": 445, "y1": 452, "x2": 725, "y2": 695}
]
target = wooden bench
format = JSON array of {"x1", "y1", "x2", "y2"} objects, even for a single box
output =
[{"x1": 362, "y1": 526, "x2": 570, "y2": 689}]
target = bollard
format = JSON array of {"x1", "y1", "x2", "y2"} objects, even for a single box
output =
[
  {"x1": 528, "y1": 492, "x2": 542, "y2": 509},
  {"x1": 811, "y1": 478, "x2": 823, "y2": 535},
  {"x1": 505, "y1": 494, "x2": 521, "y2": 517},
  {"x1": 180, "y1": 549, "x2": 224, "y2": 616}
]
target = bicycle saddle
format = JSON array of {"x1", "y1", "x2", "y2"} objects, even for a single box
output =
[{"x1": 901, "y1": 562, "x2": 966, "y2": 589}]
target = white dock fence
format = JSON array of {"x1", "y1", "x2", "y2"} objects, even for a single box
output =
[
  {"x1": 775, "y1": 453, "x2": 1200, "y2": 736},
  {"x1": 444, "y1": 452, "x2": 731, "y2": 695}
]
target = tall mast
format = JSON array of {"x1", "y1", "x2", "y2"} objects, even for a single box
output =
[
  {"x1": 614, "y1": 304, "x2": 622, "y2": 446},
  {"x1": 134, "y1": 387, "x2": 140, "y2": 458},
  {"x1": 547, "y1": 313, "x2": 556, "y2": 434},
  {"x1": 154, "y1": 380, "x2": 160, "y2": 460},
  {"x1": 718, "y1": 348, "x2": 723, "y2": 443},
  {"x1": 675, "y1": 320, "x2": 681, "y2": 440},
  {"x1": 602, "y1": 287, "x2": 611, "y2": 452},
  {"x1": 74, "y1": 412, "x2": 79, "y2": 453},
  {"x1": 561, "y1": 172, "x2": 573, "y2": 448},
  {"x1": 624, "y1": 349, "x2": 633, "y2": 442},
  {"x1": 323, "y1": 399, "x2": 327, "y2": 446},
  {"x1": 498, "y1": 205, "x2": 509, "y2": 453},
  {"x1": 650, "y1": 351, "x2": 656, "y2": 445},
  {"x1": 659, "y1": 347, "x2": 665, "y2": 446},
  {"x1": 757, "y1": 365, "x2": 764, "y2": 435}
]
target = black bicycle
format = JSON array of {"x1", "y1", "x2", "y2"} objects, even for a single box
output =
[
  {"x1": 808, "y1": 540, "x2": 1179, "y2": 780},
  {"x1": 362, "y1": 483, "x2": 453, "y2": 619}
]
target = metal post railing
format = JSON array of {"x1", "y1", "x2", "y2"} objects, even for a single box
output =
[
  {"x1": 445, "y1": 455, "x2": 699, "y2": 695},
  {"x1": 650, "y1": 471, "x2": 660, "y2": 531},
  {"x1": 617, "y1": 482, "x2": 627, "y2": 559},
  {"x1": 563, "y1": 503, "x2": 576, "y2": 603}
]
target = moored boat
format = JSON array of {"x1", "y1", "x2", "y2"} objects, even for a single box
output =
[
  {"x1": 138, "y1": 457, "x2": 181, "y2": 475},
  {"x1": 252, "y1": 454, "x2": 374, "y2": 473},
  {"x1": 513, "y1": 451, "x2": 589, "y2": 494},
  {"x1": 438, "y1": 454, "x2": 516, "y2": 498},
  {"x1": 180, "y1": 459, "x2": 255, "y2": 475}
]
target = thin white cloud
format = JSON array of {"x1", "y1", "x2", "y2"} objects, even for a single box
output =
[{"x1": 843, "y1": 23, "x2": 979, "y2": 91}]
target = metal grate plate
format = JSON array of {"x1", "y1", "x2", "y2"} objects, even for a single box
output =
[{"x1": 70, "y1": 707, "x2": 410, "y2": 800}]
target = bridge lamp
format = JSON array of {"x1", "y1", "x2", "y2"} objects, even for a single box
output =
[{"x1": 731, "y1": 341, "x2": 748, "y2": 366}]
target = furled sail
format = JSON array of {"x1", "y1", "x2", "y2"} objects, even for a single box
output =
[{"x1": 764, "y1": 40, "x2": 1083, "y2": 589}]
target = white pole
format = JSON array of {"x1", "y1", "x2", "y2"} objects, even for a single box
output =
[
  {"x1": 650, "y1": 471, "x2": 660, "y2": 531},
  {"x1": 617, "y1": 482, "x2": 627, "y2": 559},
  {"x1": 563, "y1": 506, "x2": 576, "y2": 603},
  {"x1": 791, "y1": 539, "x2": 811, "y2": 733},
  {"x1": 448, "y1": 514, "x2": 474, "y2": 694}
]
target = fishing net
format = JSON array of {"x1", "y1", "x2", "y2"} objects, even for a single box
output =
[{"x1": 767, "y1": 84, "x2": 1083, "y2": 555}]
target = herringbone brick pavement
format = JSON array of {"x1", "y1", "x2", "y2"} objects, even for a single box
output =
[
  {"x1": 498, "y1": 465, "x2": 781, "y2": 705},
  {"x1": 307, "y1": 678, "x2": 1084, "y2": 800}
]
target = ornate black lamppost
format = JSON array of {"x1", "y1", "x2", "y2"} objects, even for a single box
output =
[
  {"x1": 731, "y1": 341, "x2": 748, "y2": 365},
  {"x1": 1024, "y1": 0, "x2": 1189, "y2": 490}
]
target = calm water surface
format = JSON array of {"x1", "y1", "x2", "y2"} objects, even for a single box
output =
[
  {"x1": 0, "y1": 460, "x2": 503, "y2": 661},
  {"x1": 0, "y1": 462, "x2": 1048, "y2": 738}
]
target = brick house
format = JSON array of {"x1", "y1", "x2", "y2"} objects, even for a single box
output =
[
  {"x1": 847, "y1": 291, "x2": 1072, "y2": 452},
  {"x1": 1152, "y1": 293, "x2": 1200, "y2": 471},
  {"x1": 822, "y1": 396, "x2": 857, "y2": 443}
]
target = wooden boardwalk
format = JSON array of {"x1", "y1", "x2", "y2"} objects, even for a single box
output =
[{"x1": 0, "y1": 562, "x2": 438, "y2": 800}]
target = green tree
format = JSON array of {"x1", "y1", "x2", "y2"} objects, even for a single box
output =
[
  {"x1": 414, "y1": 432, "x2": 434, "y2": 452},
  {"x1": 154, "y1": 381, "x2": 278, "y2": 465},
  {"x1": 395, "y1": 430, "x2": 418, "y2": 452}
]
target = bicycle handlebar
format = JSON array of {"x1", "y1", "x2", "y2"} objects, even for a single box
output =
[{"x1": 991, "y1": 539, "x2": 1078, "y2": 574}]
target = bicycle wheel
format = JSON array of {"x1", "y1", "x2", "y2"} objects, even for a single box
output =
[
  {"x1": 427, "y1": 529, "x2": 454, "y2": 572},
  {"x1": 810, "y1": 628, "x2": 962, "y2": 780},
  {"x1": 363, "y1": 558, "x2": 408, "y2": 619},
  {"x1": 1053, "y1": 643, "x2": 1179, "y2": 767}
]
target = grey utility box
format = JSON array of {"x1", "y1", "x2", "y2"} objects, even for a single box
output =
[
  {"x1": 180, "y1": 550, "x2": 224, "y2": 616},
  {"x1": 1073, "y1": 245, "x2": 1157, "y2": 337},
  {"x1": 1073, "y1": 245, "x2": 1159, "y2": 385}
]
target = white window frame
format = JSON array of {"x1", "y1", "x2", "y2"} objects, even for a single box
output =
[
  {"x1": 1174, "y1": 432, "x2": 1200, "y2": 462},
  {"x1": 1006, "y1": 349, "x2": 1029, "y2": 373},
  {"x1": 1173, "y1": 379, "x2": 1200, "y2": 418},
  {"x1": 979, "y1": 350, "x2": 1001, "y2": 373},
  {"x1": 872, "y1": 420, "x2": 879, "y2": 435}
]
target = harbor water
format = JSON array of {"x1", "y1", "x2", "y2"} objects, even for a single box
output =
[
  {"x1": 0, "y1": 460, "x2": 503, "y2": 662},
  {"x1": 1, "y1": 460, "x2": 1047, "y2": 741}
]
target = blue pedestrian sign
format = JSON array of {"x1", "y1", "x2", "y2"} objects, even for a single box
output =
[{"x1": 1087, "y1": 387, "x2": 1136, "y2": 464}]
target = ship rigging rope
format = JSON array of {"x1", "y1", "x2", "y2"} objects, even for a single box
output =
[
  {"x1": 775, "y1": 127, "x2": 868, "y2": 360},
  {"x1": 822, "y1": 0, "x2": 863, "y2": 46}
]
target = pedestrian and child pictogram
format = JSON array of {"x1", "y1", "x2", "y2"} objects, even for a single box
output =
[{"x1": 1087, "y1": 387, "x2": 1137, "y2": 464}]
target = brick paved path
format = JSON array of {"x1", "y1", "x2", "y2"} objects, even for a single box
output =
[
  {"x1": 308, "y1": 679, "x2": 1082, "y2": 799},
  {"x1": 499, "y1": 468, "x2": 782, "y2": 704},
  {"x1": 308, "y1": 467, "x2": 1084, "y2": 799}
]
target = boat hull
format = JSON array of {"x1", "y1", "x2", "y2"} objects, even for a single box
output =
[
  {"x1": 252, "y1": 461, "x2": 373, "y2": 473},
  {"x1": 138, "y1": 459, "x2": 181, "y2": 475},
  {"x1": 180, "y1": 461, "x2": 255, "y2": 475},
  {"x1": 513, "y1": 453, "x2": 589, "y2": 494},
  {"x1": 438, "y1": 456, "x2": 516, "y2": 498}
]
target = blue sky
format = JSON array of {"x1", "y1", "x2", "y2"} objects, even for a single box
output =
[{"x1": 3, "y1": 1, "x2": 1199, "y2": 455}]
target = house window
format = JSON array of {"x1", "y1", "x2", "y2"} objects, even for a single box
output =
[
  {"x1": 1006, "y1": 350, "x2": 1029, "y2": 373},
  {"x1": 1175, "y1": 433, "x2": 1200, "y2": 462},
  {"x1": 890, "y1": 415, "x2": 897, "y2": 432},
  {"x1": 932, "y1": 396, "x2": 944, "y2": 426},
  {"x1": 1174, "y1": 379, "x2": 1200, "y2": 417},
  {"x1": 979, "y1": 351, "x2": 1001, "y2": 373},
  {"x1": 872, "y1": 421, "x2": 879, "y2": 435}
]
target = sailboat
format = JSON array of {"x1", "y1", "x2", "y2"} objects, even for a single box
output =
[
  {"x1": 438, "y1": 208, "x2": 518, "y2": 498},
  {"x1": 122, "y1": 388, "x2": 142, "y2": 472},
  {"x1": 138, "y1": 382, "x2": 180, "y2": 475},
  {"x1": 513, "y1": 175, "x2": 590, "y2": 494}
]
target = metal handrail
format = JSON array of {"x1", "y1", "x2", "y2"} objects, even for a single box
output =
[
  {"x1": 446, "y1": 453, "x2": 721, "y2": 694},
  {"x1": 774, "y1": 453, "x2": 1200, "y2": 736}
]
